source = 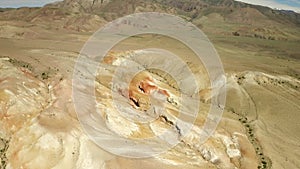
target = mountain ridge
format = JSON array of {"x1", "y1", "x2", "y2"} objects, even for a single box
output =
[
  {"x1": 0, "y1": 0, "x2": 300, "y2": 41},
  {"x1": 1, "y1": 0, "x2": 300, "y2": 24}
]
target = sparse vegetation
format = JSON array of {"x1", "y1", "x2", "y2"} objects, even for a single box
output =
[
  {"x1": 0, "y1": 138, "x2": 9, "y2": 169},
  {"x1": 8, "y1": 58, "x2": 33, "y2": 71},
  {"x1": 41, "y1": 72, "x2": 49, "y2": 80}
]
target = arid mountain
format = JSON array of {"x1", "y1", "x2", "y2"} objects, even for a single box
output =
[
  {"x1": 52, "y1": 0, "x2": 300, "y2": 25},
  {"x1": 1, "y1": 0, "x2": 300, "y2": 39},
  {"x1": 0, "y1": 1, "x2": 300, "y2": 169}
]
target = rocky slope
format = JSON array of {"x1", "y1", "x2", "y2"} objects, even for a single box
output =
[
  {"x1": 0, "y1": 53, "x2": 254, "y2": 169},
  {"x1": 1, "y1": 46, "x2": 299, "y2": 168}
]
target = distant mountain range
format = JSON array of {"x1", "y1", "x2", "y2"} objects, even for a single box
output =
[
  {"x1": 0, "y1": 0, "x2": 300, "y2": 40},
  {"x1": 57, "y1": 0, "x2": 300, "y2": 24}
]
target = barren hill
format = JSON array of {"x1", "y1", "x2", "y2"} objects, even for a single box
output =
[{"x1": 0, "y1": 1, "x2": 300, "y2": 169}]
